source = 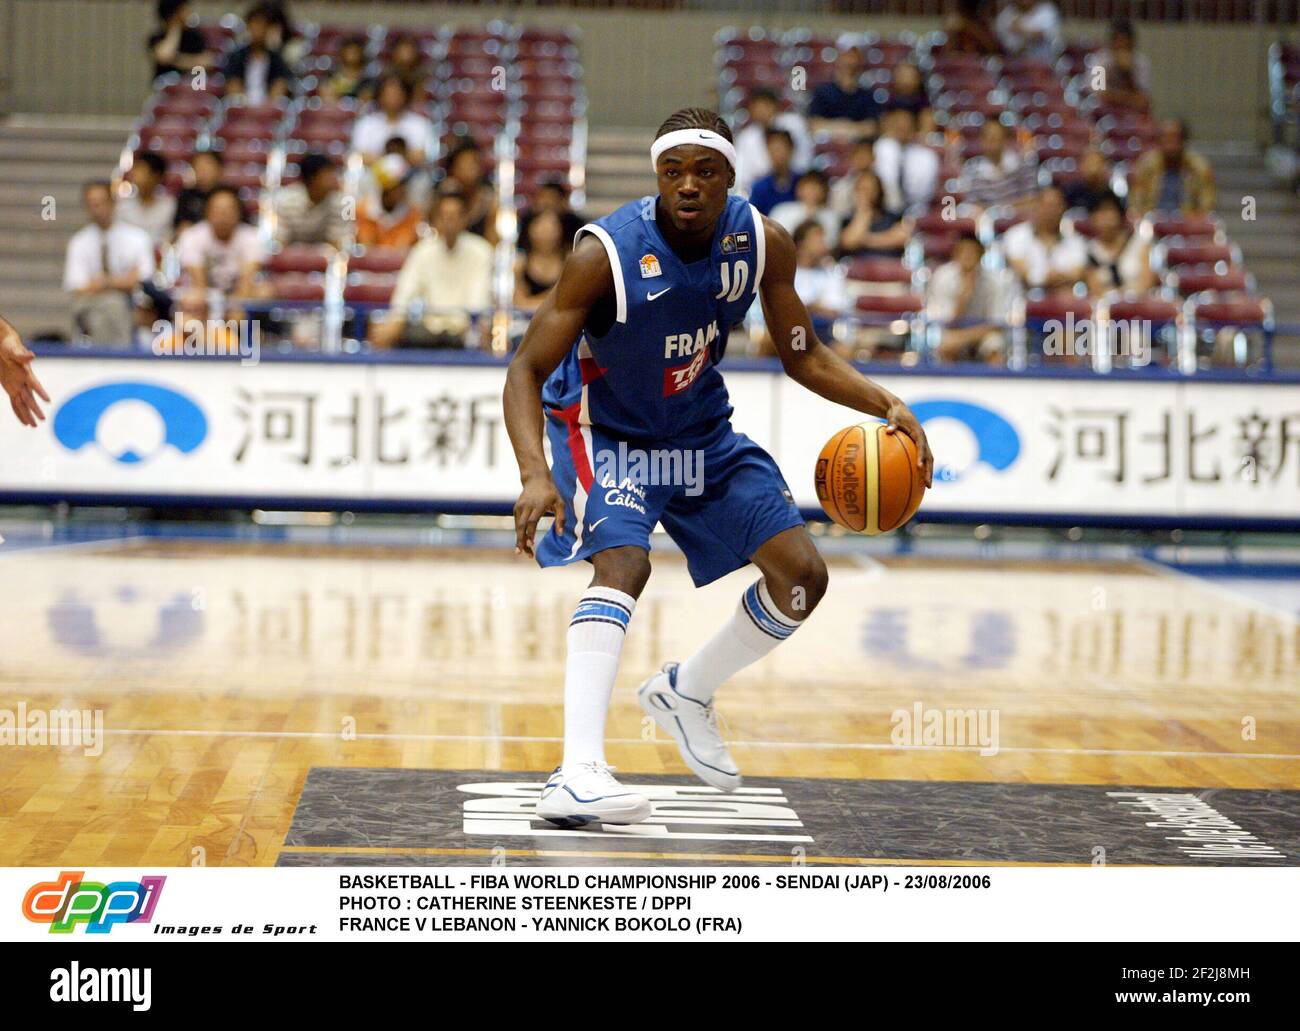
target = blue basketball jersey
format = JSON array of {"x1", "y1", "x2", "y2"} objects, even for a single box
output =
[{"x1": 541, "y1": 193, "x2": 767, "y2": 443}]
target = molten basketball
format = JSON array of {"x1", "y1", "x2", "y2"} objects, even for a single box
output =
[{"x1": 814, "y1": 422, "x2": 926, "y2": 534}]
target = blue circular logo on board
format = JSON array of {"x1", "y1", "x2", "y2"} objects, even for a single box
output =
[
  {"x1": 910, "y1": 399, "x2": 1020, "y2": 483},
  {"x1": 52, "y1": 381, "x2": 208, "y2": 465}
]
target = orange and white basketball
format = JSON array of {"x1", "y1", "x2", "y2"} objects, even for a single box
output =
[{"x1": 814, "y1": 422, "x2": 926, "y2": 534}]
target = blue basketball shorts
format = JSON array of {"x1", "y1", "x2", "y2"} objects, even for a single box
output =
[{"x1": 535, "y1": 407, "x2": 805, "y2": 588}]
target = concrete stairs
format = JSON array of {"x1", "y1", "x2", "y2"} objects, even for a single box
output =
[{"x1": 0, "y1": 116, "x2": 131, "y2": 339}]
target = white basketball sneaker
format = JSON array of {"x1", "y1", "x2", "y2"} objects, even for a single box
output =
[
  {"x1": 534, "y1": 762, "x2": 652, "y2": 827},
  {"x1": 637, "y1": 662, "x2": 742, "y2": 792}
]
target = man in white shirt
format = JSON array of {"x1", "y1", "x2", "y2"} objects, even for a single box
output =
[
  {"x1": 995, "y1": 0, "x2": 1062, "y2": 63},
  {"x1": 999, "y1": 185, "x2": 1087, "y2": 293},
  {"x1": 176, "y1": 185, "x2": 267, "y2": 318},
  {"x1": 734, "y1": 89, "x2": 813, "y2": 196},
  {"x1": 370, "y1": 191, "x2": 494, "y2": 349},
  {"x1": 64, "y1": 181, "x2": 156, "y2": 345},
  {"x1": 873, "y1": 107, "x2": 940, "y2": 217},
  {"x1": 351, "y1": 74, "x2": 436, "y2": 165},
  {"x1": 770, "y1": 170, "x2": 841, "y2": 249},
  {"x1": 116, "y1": 152, "x2": 177, "y2": 247}
]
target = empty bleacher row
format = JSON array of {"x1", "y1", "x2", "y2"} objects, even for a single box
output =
[{"x1": 718, "y1": 27, "x2": 1277, "y2": 370}]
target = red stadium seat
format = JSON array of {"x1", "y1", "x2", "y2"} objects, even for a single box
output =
[
  {"x1": 266, "y1": 275, "x2": 325, "y2": 303},
  {"x1": 1173, "y1": 269, "x2": 1250, "y2": 296},
  {"x1": 855, "y1": 293, "x2": 924, "y2": 316},
  {"x1": 348, "y1": 248, "x2": 407, "y2": 274},
  {"x1": 344, "y1": 279, "x2": 396, "y2": 305},
  {"x1": 846, "y1": 259, "x2": 913, "y2": 286},
  {"x1": 267, "y1": 245, "x2": 330, "y2": 275},
  {"x1": 1147, "y1": 214, "x2": 1221, "y2": 241},
  {"x1": 1161, "y1": 244, "x2": 1235, "y2": 270}
]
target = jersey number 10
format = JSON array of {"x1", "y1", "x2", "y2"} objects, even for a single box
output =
[{"x1": 715, "y1": 260, "x2": 749, "y2": 303}]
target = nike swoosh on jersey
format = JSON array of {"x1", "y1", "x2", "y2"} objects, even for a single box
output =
[
  {"x1": 587, "y1": 516, "x2": 610, "y2": 532},
  {"x1": 646, "y1": 288, "x2": 672, "y2": 301}
]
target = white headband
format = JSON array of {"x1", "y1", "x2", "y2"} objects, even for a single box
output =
[{"x1": 650, "y1": 129, "x2": 737, "y2": 173}]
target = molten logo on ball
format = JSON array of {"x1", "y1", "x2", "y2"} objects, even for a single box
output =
[{"x1": 815, "y1": 423, "x2": 926, "y2": 535}]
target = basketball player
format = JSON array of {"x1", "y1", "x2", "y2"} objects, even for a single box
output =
[
  {"x1": 0, "y1": 313, "x2": 49, "y2": 427},
  {"x1": 504, "y1": 109, "x2": 933, "y2": 826}
]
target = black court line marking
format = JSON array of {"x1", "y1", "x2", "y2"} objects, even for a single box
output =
[{"x1": 280, "y1": 768, "x2": 1300, "y2": 868}]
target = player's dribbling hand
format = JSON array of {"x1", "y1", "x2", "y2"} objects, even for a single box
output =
[
  {"x1": 884, "y1": 403, "x2": 934, "y2": 489},
  {"x1": 514, "y1": 475, "x2": 566, "y2": 557},
  {"x1": 0, "y1": 326, "x2": 51, "y2": 428}
]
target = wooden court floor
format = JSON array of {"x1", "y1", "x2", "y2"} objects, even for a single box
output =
[{"x1": 0, "y1": 535, "x2": 1296, "y2": 866}]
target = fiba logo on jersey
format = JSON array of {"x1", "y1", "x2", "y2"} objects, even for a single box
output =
[{"x1": 639, "y1": 253, "x2": 662, "y2": 278}]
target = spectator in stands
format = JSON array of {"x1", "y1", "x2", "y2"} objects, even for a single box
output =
[
  {"x1": 1000, "y1": 185, "x2": 1087, "y2": 294},
  {"x1": 874, "y1": 107, "x2": 940, "y2": 216},
  {"x1": 514, "y1": 209, "x2": 569, "y2": 313},
  {"x1": 263, "y1": 1, "x2": 308, "y2": 69},
  {"x1": 734, "y1": 89, "x2": 813, "y2": 196},
  {"x1": 148, "y1": 0, "x2": 211, "y2": 81},
  {"x1": 352, "y1": 74, "x2": 435, "y2": 166},
  {"x1": 117, "y1": 151, "x2": 177, "y2": 247},
  {"x1": 829, "y1": 136, "x2": 878, "y2": 219},
  {"x1": 958, "y1": 119, "x2": 1037, "y2": 209},
  {"x1": 356, "y1": 155, "x2": 423, "y2": 250},
  {"x1": 518, "y1": 177, "x2": 583, "y2": 253},
  {"x1": 1083, "y1": 191, "x2": 1156, "y2": 297},
  {"x1": 942, "y1": 0, "x2": 1002, "y2": 56},
  {"x1": 1129, "y1": 119, "x2": 1216, "y2": 216},
  {"x1": 791, "y1": 221, "x2": 849, "y2": 343},
  {"x1": 995, "y1": 0, "x2": 1061, "y2": 63},
  {"x1": 808, "y1": 47, "x2": 882, "y2": 139},
  {"x1": 442, "y1": 138, "x2": 500, "y2": 246},
  {"x1": 369, "y1": 191, "x2": 493, "y2": 349},
  {"x1": 378, "y1": 136, "x2": 432, "y2": 210},
  {"x1": 323, "y1": 36, "x2": 369, "y2": 102},
  {"x1": 838, "y1": 171, "x2": 912, "y2": 259},
  {"x1": 64, "y1": 181, "x2": 156, "y2": 346},
  {"x1": 1062, "y1": 147, "x2": 1114, "y2": 212},
  {"x1": 748, "y1": 129, "x2": 800, "y2": 215},
  {"x1": 275, "y1": 153, "x2": 344, "y2": 248},
  {"x1": 1093, "y1": 20, "x2": 1151, "y2": 112},
  {"x1": 884, "y1": 63, "x2": 935, "y2": 136},
  {"x1": 173, "y1": 150, "x2": 223, "y2": 235},
  {"x1": 177, "y1": 185, "x2": 267, "y2": 319},
  {"x1": 222, "y1": 2, "x2": 295, "y2": 103},
  {"x1": 382, "y1": 32, "x2": 431, "y2": 105},
  {"x1": 771, "y1": 171, "x2": 841, "y2": 249},
  {"x1": 927, "y1": 232, "x2": 1008, "y2": 362}
]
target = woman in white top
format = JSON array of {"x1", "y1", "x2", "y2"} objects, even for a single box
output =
[
  {"x1": 1084, "y1": 191, "x2": 1156, "y2": 297},
  {"x1": 351, "y1": 74, "x2": 435, "y2": 165}
]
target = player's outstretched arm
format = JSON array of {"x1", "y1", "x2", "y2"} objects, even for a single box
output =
[
  {"x1": 503, "y1": 236, "x2": 614, "y2": 555},
  {"x1": 757, "y1": 217, "x2": 933, "y2": 487},
  {"x1": 0, "y1": 313, "x2": 51, "y2": 428}
]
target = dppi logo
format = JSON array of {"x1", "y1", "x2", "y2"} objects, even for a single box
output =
[
  {"x1": 910, "y1": 400, "x2": 1020, "y2": 483},
  {"x1": 53, "y1": 381, "x2": 207, "y2": 464},
  {"x1": 23, "y1": 871, "x2": 165, "y2": 934}
]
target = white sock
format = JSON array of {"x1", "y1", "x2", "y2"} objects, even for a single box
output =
[
  {"x1": 561, "y1": 585, "x2": 636, "y2": 772},
  {"x1": 675, "y1": 578, "x2": 801, "y2": 704}
]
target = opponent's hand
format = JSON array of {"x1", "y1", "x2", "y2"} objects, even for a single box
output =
[
  {"x1": 0, "y1": 326, "x2": 50, "y2": 428},
  {"x1": 884, "y1": 402, "x2": 933, "y2": 488},
  {"x1": 514, "y1": 474, "x2": 565, "y2": 557}
]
